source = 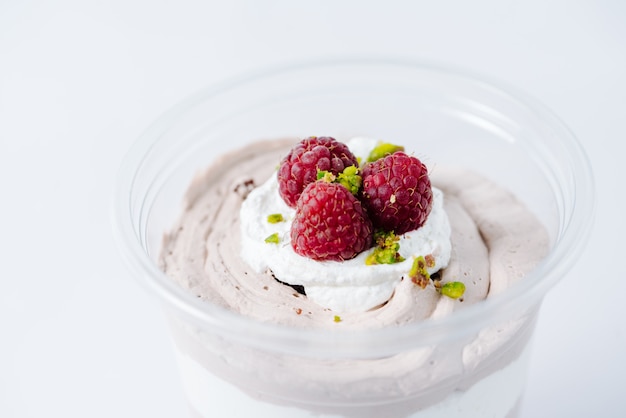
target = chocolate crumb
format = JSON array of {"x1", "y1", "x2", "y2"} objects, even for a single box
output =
[
  {"x1": 271, "y1": 270, "x2": 306, "y2": 295},
  {"x1": 234, "y1": 179, "x2": 256, "y2": 199}
]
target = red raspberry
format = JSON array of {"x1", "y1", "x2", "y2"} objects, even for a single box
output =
[
  {"x1": 277, "y1": 137, "x2": 359, "y2": 207},
  {"x1": 291, "y1": 181, "x2": 373, "y2": 261},
  {"x1": 360, "y1": 152, "x2": 433, "y2": 235}
]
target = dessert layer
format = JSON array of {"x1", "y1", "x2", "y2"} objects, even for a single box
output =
[
  {"x1": 160, "y1": 138, "x2": 548, "y2": 329},
  {"x1": 177, "y1": 339, "x2": 532, "y2": 418}
]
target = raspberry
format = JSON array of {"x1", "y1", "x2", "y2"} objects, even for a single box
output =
[
  {"x1": 277, "y1": 137, "x2": 359, "y2": 207},
  {"x1": 360, "y1": 152, "x2": 433, "y2": 235},
  {"x1": 291, "y1": 181, "x2": 373, "y2": 261}
]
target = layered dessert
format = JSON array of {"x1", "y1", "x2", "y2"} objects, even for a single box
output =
[{"x1": 159, "y1": 136, "x2": 549, "y2": 417}]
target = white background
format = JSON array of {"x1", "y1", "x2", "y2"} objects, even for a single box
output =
[{"x1": 1, "y1": 1, "x2": 624, "y2": 417}]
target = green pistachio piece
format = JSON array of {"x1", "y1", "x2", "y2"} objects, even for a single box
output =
[
  {"x1": 365, "y1": 231, "x2": 405, "y2": 265},
  {"x1": 267, "y1": 213, "x2": 284, "y2": 224},
  {"x1": 367, "y1": 142, "x2": 405, "y2": 162},
  {"x1": 317, "y1": 170, "x2": 336, "y2": 182},
  {"x1": 409, "y1": 255, "x2": 430, "y2": 289},
  {"x1": 264, "y1": 233, "x2": 280, "y2": 244},
  {"x1": 441, "y1": 281, "x2": 466, "y2": 299},
  {"x1": 336, "y1": 165, "x2": 362, "y2": 195}
]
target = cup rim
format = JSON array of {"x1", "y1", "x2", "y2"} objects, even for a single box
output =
[{"x1": 111, "y1": 57, "x2": 595, "y2": 357}]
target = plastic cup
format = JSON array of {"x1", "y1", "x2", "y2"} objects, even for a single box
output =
[{"x1": 113, "y1": 59, "x2": 594, "y2": 418}]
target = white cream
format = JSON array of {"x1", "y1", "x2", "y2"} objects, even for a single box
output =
[{"x1": 239, "y1": 138, "x2": 452, "y2": 313}]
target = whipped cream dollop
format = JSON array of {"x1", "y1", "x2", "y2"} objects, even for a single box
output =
[{"x1": 239, "y1": 138, "x2": 452, "y2": 313}]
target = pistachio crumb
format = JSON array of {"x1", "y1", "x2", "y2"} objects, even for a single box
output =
[
  {"x1": 366, "y1": 230, "x2": 405, "y2": 265},
  {"x1": 317, "y1": 166, "x2": 362, "y2": 195},
  {"x1": 264, "y1": 233, "x2": 280, "y2": 244},
  {"x1": 409, "y1": 255, "x2": 430, "y2": 289},
  {"x1": 317, "y1": 170, "x2": 336, "y2": 182},
  {"x1": 267, "y1": 213, "x2": 284, "y2": 224},
  {"x1": 333, "y1": 315, "x2": 342, "y2": 323},
  {"x1": 336, "y1": 165, "x2": 362, "y2": 195},
  {"x1": 424, "y1": 254, "x2": 436, "y2": 268},
  {"x1": 367, "y1": 141, "x2": 405, "y2": 162},
  {"x1": 441, "y1": 281, "x2": 466, "y2": 299}
]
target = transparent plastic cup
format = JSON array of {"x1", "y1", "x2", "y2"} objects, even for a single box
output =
[{"x1": 113, "y1": 59, "x2": 594, "y2": 418}]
